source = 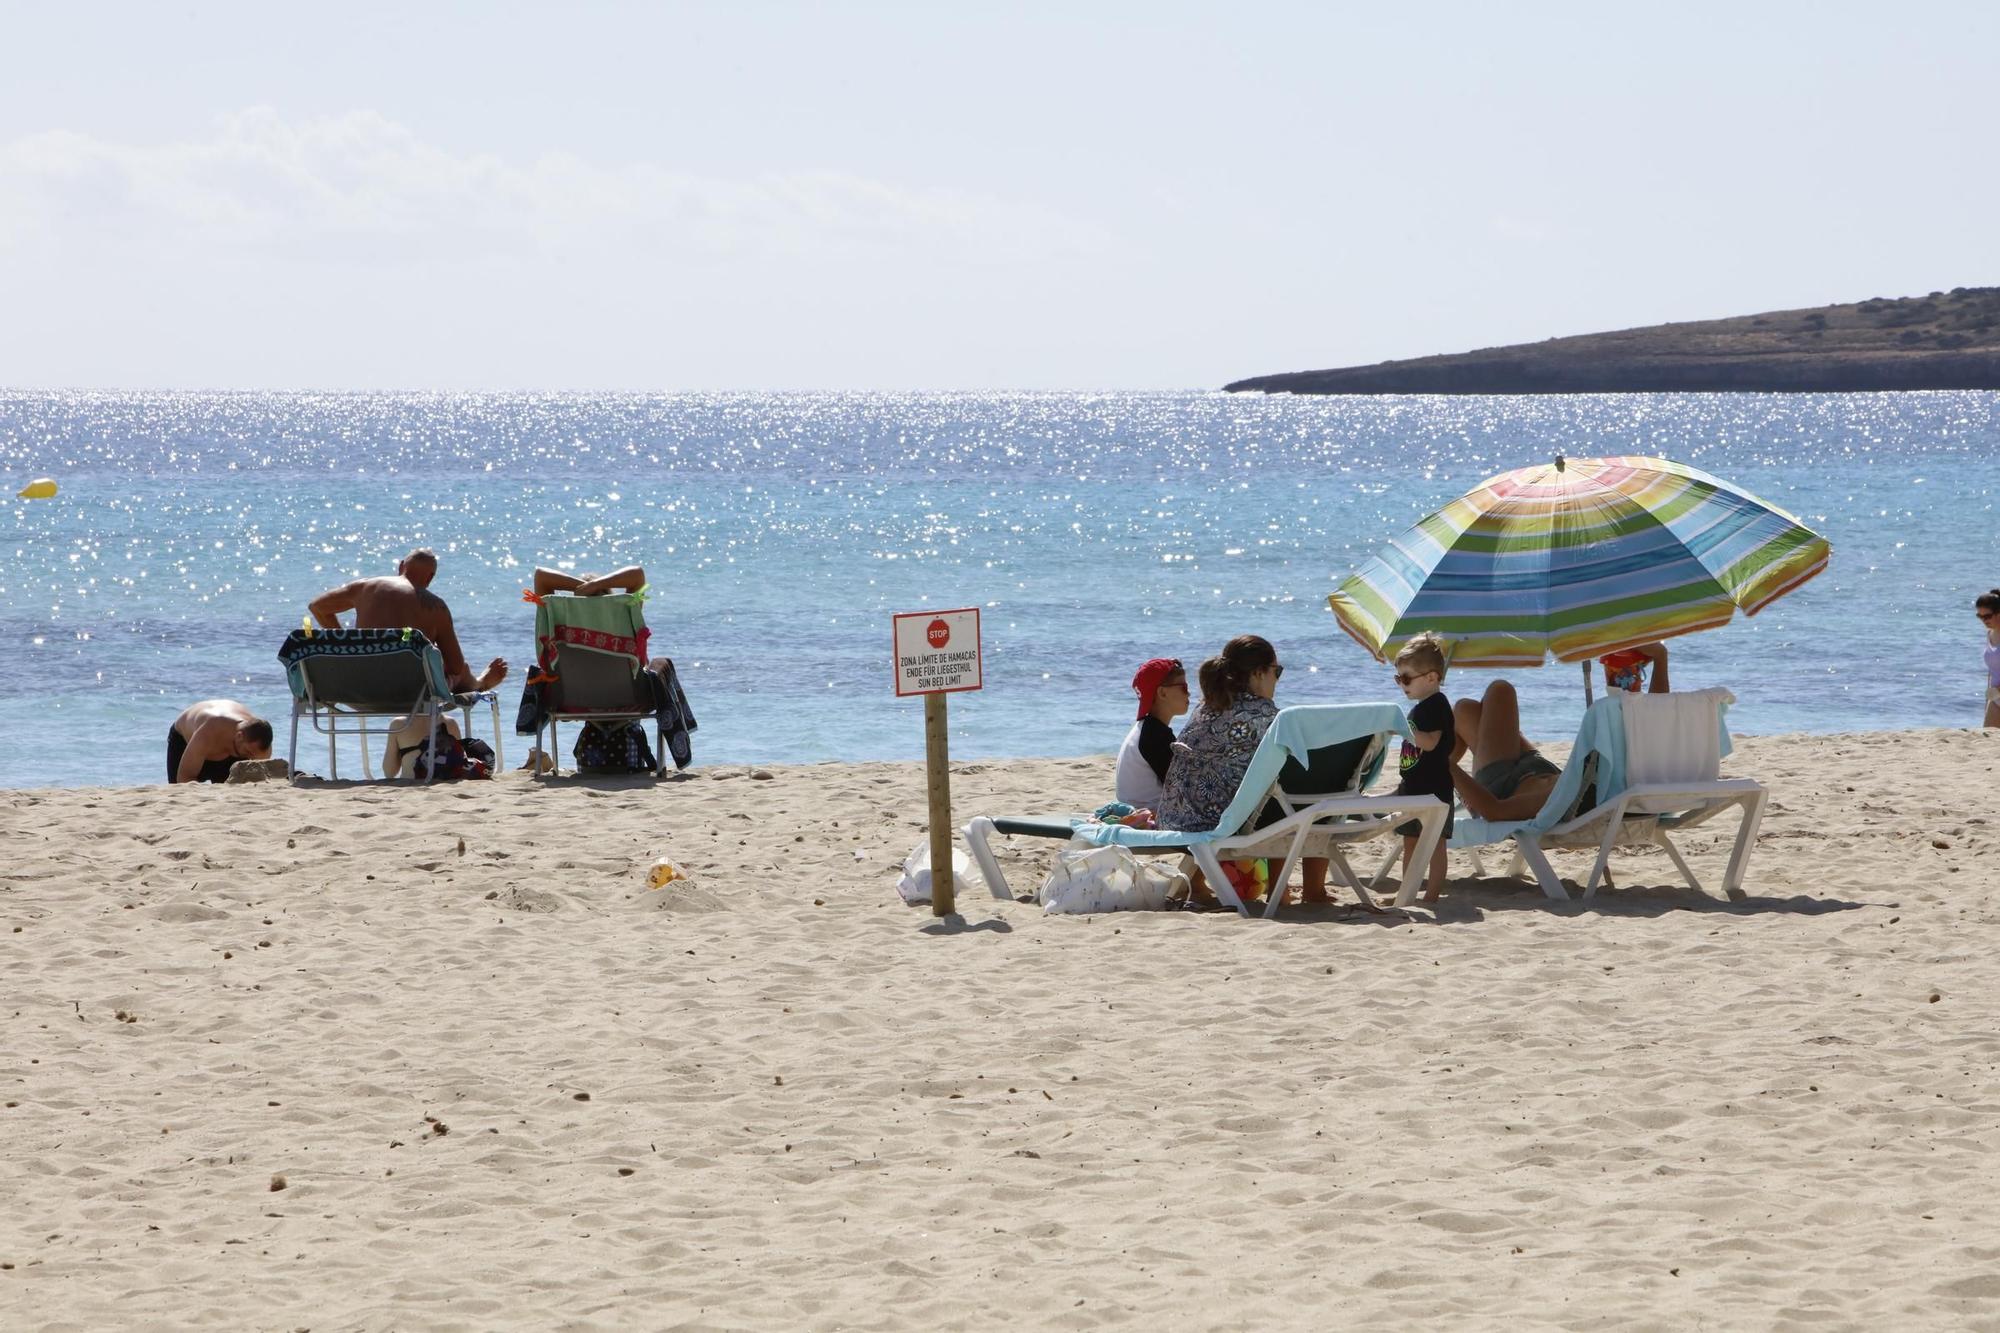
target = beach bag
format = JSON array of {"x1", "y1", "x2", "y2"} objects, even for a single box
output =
[
  {"x1": 895, "y1": 843, "x2": 974, "y2": 906},
  {"x1": 574, "y1": 721, "x2": 656, "y2": 774},
  {"x1": 411, "y1": 727, "x2": 490, "y2": 781},
  {"x1": 1039, "y1": 843, "x2": 1187, "y2": 914}
]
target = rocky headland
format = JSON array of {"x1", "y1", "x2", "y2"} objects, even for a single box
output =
[{"x1": 1226, "y1": 288, "x2": 2000, "y2": 394}]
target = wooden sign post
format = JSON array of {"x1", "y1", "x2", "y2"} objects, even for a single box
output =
[{"x1": 893, "y1": 608, "x2": 983, "y2": 917}]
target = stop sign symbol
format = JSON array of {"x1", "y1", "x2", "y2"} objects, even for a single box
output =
[{"x1": 926, "y1": 618, "x2": 951, "y2": 649}]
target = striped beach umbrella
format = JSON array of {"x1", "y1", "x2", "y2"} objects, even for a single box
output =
[{"x1": 1328, "y1": 455, "x2": 1831, "y2": 667}]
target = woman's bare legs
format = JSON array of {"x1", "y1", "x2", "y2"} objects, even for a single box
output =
[
  {"x1": 1452, "y1": 696, "x2": 1483, "y2": 764},
  {"x1": 1449, "y1": 679, "x2": 1558, "y2": 822},
  {"x1": 1464, "y1": 679, "x2": 1532, "y2": 772}
]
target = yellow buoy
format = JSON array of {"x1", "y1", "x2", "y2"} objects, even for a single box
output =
[{"x1": 17, "y1": 478, "x2": 58, "y2": 500}]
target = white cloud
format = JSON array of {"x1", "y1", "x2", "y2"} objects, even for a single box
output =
[{"x1": 0, "y1": 107, "x2": 1104, "y2": 264}]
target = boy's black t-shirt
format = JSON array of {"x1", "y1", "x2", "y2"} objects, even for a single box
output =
[
  {"x1": 1136, "y1": 715, "x2": 1174, "y2": 782},
  {"x1": 1396, "y1": 692, "x2": 1455, "y2": 801}
]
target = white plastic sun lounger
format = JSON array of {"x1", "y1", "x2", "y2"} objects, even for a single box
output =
[
  {"x1": 1373, "y1": 688, "x2": 1767, "y2": 903},
  {"x1": 966, "y1": 703, "x2": 1449, "y2": 918}
]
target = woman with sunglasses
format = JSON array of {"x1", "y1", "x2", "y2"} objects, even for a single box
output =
[
  {"x1": 1154, "y1": 635, "x2": 1331, "y2": 904},
  {"x1": 1979, "y1": 590, "x2": 2000, "y2": 729}
]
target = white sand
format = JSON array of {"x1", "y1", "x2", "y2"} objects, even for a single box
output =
[{"x1": 4, "y1": 730, "x2": 1999, "y2": 1329}]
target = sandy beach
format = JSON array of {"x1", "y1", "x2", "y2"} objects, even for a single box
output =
[{"x1": 4, "y1": 728, "x2": 1999, "y2": 1329}]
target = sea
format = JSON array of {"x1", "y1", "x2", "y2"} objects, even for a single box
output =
[{"x1": 2, "y1": 390, "x2": 1994, "y2": 789}]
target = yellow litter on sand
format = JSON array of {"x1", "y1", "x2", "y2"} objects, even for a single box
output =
[
  {"x1": 647, "y1": 857, "x2": 688, "y2": 890},
  {"x1": 16, "y1": 478, "x2": 57, "y2": 500}
]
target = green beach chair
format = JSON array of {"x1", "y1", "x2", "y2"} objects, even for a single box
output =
[{"x1": 525, "y1": 589, "x2": 667, "y2": 777}]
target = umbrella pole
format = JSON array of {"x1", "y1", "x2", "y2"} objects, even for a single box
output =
[{"x1": 1582, "y1": 659, "x2": 1594, "y2": 705}]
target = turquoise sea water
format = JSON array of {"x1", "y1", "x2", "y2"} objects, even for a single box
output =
[{"x1": 2, "y1": 390, "x2": 1994, "y2": 789}]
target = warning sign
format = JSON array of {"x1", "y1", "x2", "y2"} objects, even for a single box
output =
[{"x1": 893, "y1": 607, "x2": 982, "y2": 697}]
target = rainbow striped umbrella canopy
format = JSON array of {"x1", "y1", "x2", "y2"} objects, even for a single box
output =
[{"x1": 1328, "y1": 455, "x2": 1831, "y2": 667}]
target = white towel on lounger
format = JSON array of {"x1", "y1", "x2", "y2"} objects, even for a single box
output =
[{"x1": 1621, "y1": 687, "x2": 1735, "y2": 786}]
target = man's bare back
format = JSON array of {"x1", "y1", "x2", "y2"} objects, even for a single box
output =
[
  {"x1": 168, "y1": 699, "x2": 272, "y2": 783},
  {"x1": 309, "y1": 550, "x2": 507, "y2": 693}
]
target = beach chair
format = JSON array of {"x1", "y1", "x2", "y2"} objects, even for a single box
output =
[
  {"x1": 1373, "y1": 688, "x2": 1767, "y2": 903},
  {"x1": 964, "y1": 704, "x2": 1450, "y2": 918},
  {"x1": 524, "y1": 590, "x2": 666, "y2": 777},
  {"x1": 277, "y1": 628, "x2": 503, "y2": 782}
]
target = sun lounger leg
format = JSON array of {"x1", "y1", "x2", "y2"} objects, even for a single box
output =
[
  {"x1": 1260, "y1": 826, "x2": 1315, "y2": 920},
  {"x1": 1582, "y1": 815, "x2": 1623, "y2": 900},
  {"x1": 1467, "y1": 847, "x2": 1490, "y2": 878},
  {"x1": 1326, "y1": 846, "x2": 1379, "y2": 911},
  {"x1": 1655, "y1": 830, "x2": 1701, "y2": 893},
  {"x1": 422, "y1": 706, "x2": 439, "y2": 784},
  {"x1": 962, "y1": 818, "x2": 1016, "y2": 901},
  {"x1": 288, "y1": 706, "x2": 302, "y2": 784},
  {"x1": 1191, "y1": 845, "x2": 1249, "y2": 917},
  {"x1": 360, "y1": 719, "x2": 376, "y2": 780},
  {"x1": 1368, "y1": 845, "x2": 1398, "y2": 892},
  {"x1": 1723, "y1": 790, "x2": 1766, "y2": 902},
  {"x1": 1517, "y1": 840, "x2": 1571, "y2": 901}
]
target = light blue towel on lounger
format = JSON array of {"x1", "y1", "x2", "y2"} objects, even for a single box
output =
[
  {"x1": 1072, "y1": 703, "x2": 1413, "y2": 849},
  {"x1": 1449, "y1": 693, "x2": 1733, "y2": 849}
]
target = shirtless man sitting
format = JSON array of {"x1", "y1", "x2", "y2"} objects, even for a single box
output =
[
  {"x1": 168, "y1": 700, "x2": 273, "y2": 784},
  {"x1": 308, "y1": 548, "x2": 508, "y2": 693}
]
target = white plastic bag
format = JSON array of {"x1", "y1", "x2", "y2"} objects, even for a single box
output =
[
  {"x1": 1039, "y1": 842, "x2": 1187, "y2": 914},
  {"x1": 896, "y1": 843, "x2": 974, "y2": 906}
]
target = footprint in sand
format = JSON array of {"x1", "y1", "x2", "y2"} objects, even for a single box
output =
[{"x1": 151, "y1": 903, "x2": 229, "y2": 923}]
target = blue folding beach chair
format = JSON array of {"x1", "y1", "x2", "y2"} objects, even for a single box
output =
[{"x1": 277, "y1": 628, "x2": 503, "y2": 782}]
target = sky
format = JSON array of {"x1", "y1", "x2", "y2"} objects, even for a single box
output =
[{"x1": 1, "y1": 0, "x2": 1995, "y2": 391}]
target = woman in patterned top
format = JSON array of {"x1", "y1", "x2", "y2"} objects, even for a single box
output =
[{"x1": 1154, "y1": 635, "x2": 1330, "y2": 905}]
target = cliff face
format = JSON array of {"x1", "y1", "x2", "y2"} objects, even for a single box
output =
[{"x1": 1226, "y1": 289, "x2": 2000, "y2": 394}]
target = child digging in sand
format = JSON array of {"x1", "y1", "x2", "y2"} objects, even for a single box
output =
[{"x1": 1392, "y1": 633, "x2": 1455, "y2": 902}]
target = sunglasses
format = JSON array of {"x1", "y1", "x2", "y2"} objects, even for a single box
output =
[
  {"x1": 1981, "y1": 610, "x2": 1997, "y2": 622},
  {"x1": 1393, "y1": 669, "x2": 1434, "y2": 685},
  {"x1": 1268, "y1": 664, "x2": 1285, "y2": 679}
]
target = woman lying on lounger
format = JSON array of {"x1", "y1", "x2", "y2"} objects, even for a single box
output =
[
  {"x1": 1449, "y1": 643, "x2": 1666, "y2": 821},
  {"x1": 1448, "y1": 679, "x2": 1568, "y2": 822}
]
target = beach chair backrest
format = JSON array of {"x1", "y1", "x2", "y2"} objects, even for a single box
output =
[
  {"x1": 299, "y1": 652, "x2": 432, "y2": 711},
  {"x1": 1276, "y1": 733, "x2": 1380, "y2": 800},
  {"x1": 1621, "y1": 688, "x2": 1733, "y2": 785},
  {"x1": 547, "y1": 644, "x2": 646, "y2": 713},
  {"x1": 277, "y1": 629, "x2": 452, "y2": 708},
  {"x1": 533, "y1": 593, "x2": 652, "y2": 715}
]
